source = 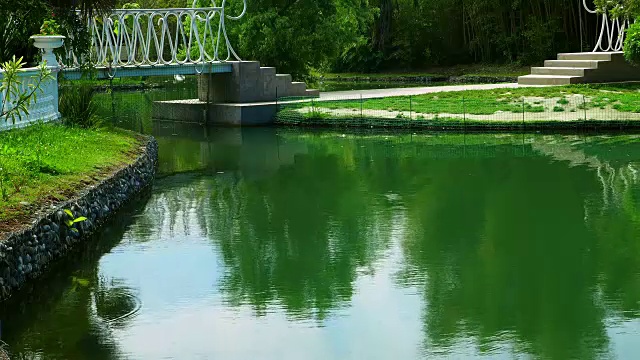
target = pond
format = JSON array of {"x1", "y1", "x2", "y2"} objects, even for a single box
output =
[{"x1": 2, "y1": 85, "x2": 640, "y2": 359}]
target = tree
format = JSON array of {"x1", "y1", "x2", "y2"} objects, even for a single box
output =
[
  {"x1": 594, "y1": 0, "x2": 640, "y2": 18},
  {"x1": 0, "y1": 0, "x2": 49, "y2": 63}
]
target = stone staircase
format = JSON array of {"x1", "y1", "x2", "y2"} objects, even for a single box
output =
[
  {"x1": 198, "y1": 61, "x2": 319, "y2": 103},
  {"x1": 518, "y1": 52, "x2": 640, "y2": 85}
]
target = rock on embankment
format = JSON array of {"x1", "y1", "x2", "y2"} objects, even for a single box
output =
[{"x1": 0, "y1": 136, "x2": 158, "y2": 301}]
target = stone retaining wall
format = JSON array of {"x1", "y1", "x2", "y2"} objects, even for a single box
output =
[{"x1": 0, "y1": 136, "x2": 158, "y2": 301}]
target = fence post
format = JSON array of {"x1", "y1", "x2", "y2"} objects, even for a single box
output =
[
  {"x1": 409, "y1": 95, "x2": 413, "y2": 120},
  {"x1": 360, "y1": 94, "x2": 363, "y2": 119},
  {"x1": 463, "y1": 96, "x2": 466, "y2": 129},
  {"x1": 110, "y1": 77, "x2": 115, "y2": 122},
  {"x1": 583, "y1": 95, "x2": 587, "y2": 121},
  {"x1": 522, "y1": 97, "x2": 525, "y2": 128}
]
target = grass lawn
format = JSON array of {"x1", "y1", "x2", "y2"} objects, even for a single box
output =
[
  {"x1": 287, "y1": 83, "x2": 640, "y2": 118},
  {"x1": 0, "y1": 123, "x2": 143, "y2": 235}
]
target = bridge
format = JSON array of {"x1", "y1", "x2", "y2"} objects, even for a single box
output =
[
  {"x1": 60, "y1": 1, "x2": 246, "y2": 79},
  {"x1": 0, "y1": 0, "x2": 318, "y2": 129}
]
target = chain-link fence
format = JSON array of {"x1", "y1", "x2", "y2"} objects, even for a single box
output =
[{"x1": 275, "y1": 93, "x2": 640, "y2": 130}]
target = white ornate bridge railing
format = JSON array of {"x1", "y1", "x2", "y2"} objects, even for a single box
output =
[
  {"x1": 66, "y1": 0, "x2": 247, "y2": 72},
  {"x1": 583, "y1": 0, "x2": 630, "y2": 52}
]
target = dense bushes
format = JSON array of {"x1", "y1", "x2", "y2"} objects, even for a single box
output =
[
  {"x1": 0, "y1": 0, "x2": 49, "y2": 64},
  {"x1": 58, "y1": 85, "x2": 102, "y2": 128},
  {"x1": 0, "y1": 0, "x2": 614, "y2": 78},
  {"x1": 625, "y1": 21, "x2": 640, "y2": 64}
]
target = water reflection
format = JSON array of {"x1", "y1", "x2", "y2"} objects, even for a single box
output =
[
  {"x1": 0, "y1": 201, "x2": 149, "y2": 359},
  {"x1": 3, "y1": 127, "x2": 640, "y2": 359}
]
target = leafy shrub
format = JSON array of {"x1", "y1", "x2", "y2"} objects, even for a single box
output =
[
  {"x1": 333, "y1": 38, "x2": 383, "y2": 73},
  {"x1": 1, "y1": 56, "x2": 53, "y2": 124},
  {"x1": 0, "y1": 0, "x2": 49, "y2": 63},
  {"x1": 59, "y1": 85, "x2": 101, "y2": 128},
  {"x1": 624, "y1": 21, "x2": 640, "y2": 64},
  {"x1": 39, "y1": 18, "x2": 61, "y2": 36}
]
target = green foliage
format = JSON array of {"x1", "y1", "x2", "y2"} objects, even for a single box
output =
[
  {"x1": 0, "y1": 0, "x2": 49, "y2": 63},
  {"x1": 336, "y1": 0, "x2": 594, "y2": 71},
  {"x1": 0, "y1": 163, "x2": 10, "y2": 201},
  {"x1": 334, "y1": 38, "x2": 383, "y2": 73},
  {"x1": 230, "y1": 0, "x2": 375, "y2": 79},
  {"x1": 39, "y1": 18, "x2": 61, "y2": 36},
  {"x1": 624, "y1": 21, "x2": 640, "y2": 64},
  {"x1": 113, "y1": 3, "x2": 141, "y2": 37},
  {"x1": 59, "y1": 84, "x2": 102, "y2": 128},
  {"x1": 594, "y1": 0, "x2": 640, "y2": 18},
  {"x1": 64, "y1": 209, "x2": 88, "y2": 233},
  {"x1": 0, "y1": 0, "x2": 608, "y2": 75},
  {"x1": 0, "y1": 56, "x2": 54, "y2": 124}
]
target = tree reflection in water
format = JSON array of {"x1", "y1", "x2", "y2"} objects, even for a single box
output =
[
  {"x1": 4, "y1": 130, "x2": 640, "y2": 359},
  {"x1": 0, "y1": 202, "x2": 148, "y2": 359},
  {"x1": 137, "y1": 131, "x2": 640, "y2": 358}
]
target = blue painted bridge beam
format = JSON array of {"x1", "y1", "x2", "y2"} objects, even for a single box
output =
[{"x1": 61, "y1": 62, "x2": 234, "y2": 80}]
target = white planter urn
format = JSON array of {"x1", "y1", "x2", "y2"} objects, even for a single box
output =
[{"x1": 30, "y1": 35, "x2": 65, "y2": 68}]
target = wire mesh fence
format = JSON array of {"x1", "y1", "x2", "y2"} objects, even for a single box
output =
[
  {"x1": 275, "y1": 93, "x2": 640, "y2": 130},
  {"x1": 58, "y1": 75, "x2": 640, "y2": 132}
]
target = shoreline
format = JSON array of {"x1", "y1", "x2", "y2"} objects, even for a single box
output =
[
  {"x1": 275, "y1": 118, "x2": 640, "y2": 132},
  {"x1": 0, "y1": 136, "x2": 158, "y2": 301}
]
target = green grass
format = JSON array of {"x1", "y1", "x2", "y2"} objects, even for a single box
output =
[
  {"x1": 285, "y1": 83, "x2": 640, "y2": 115},
  {"x1": 0, "y1": 123, "x2": 141, "y2": 229},
  {"x1": 275, "y1": 112, "x2": 640, "y2": 131}
]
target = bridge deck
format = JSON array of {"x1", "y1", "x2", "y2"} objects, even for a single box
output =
[{"x1": 62, "y1": 62, "x2": 233, "y2": 80}]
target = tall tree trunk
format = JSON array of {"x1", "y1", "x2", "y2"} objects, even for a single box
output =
[{"x1": 374, "y1": 0, "x2": 393, "y2": 52}]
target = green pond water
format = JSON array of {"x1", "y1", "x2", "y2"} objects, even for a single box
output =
[{"x1": 3, "y1": 85, "x2": 640, "y2": 359}]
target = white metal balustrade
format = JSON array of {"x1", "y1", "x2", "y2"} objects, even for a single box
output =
[
  {"x1": 583, "y1": 0, "x2": 630, "y2": 52},
  {"x1": 65, "y1": 0, "x2": 247, "y2": 76}
]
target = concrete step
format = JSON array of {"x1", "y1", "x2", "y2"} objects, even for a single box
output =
[
  {"x1": 275, "y1": 74, "x2": 292, "y2": 97},
  {"x1": 260, "y1": 67, "x2": 276, "y2": 76},
  {"x1": 531, "y1": 67, "x2": 588, "y2": 76},
  {"x1": 290, "y1": 82, "x2": 307, "y2": 96},
  {"x1": 558, "y1": 52, "x2": 622, "y2": 61},
  {"x1": 260, "y1": 67, "x2": 277, "y2": 100},
  {"x1": 518, "y1": 75, "x2": 584, "y2": 85},
  {"x1": 544, "y1": 59, "x2": 602, "y2": 69},
  {"x1": 239, "y1": 61, "x2": 261, "y2": 73},
  {"x1": 305, "y1": 89, "x2": 320, "y2": 97}
]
